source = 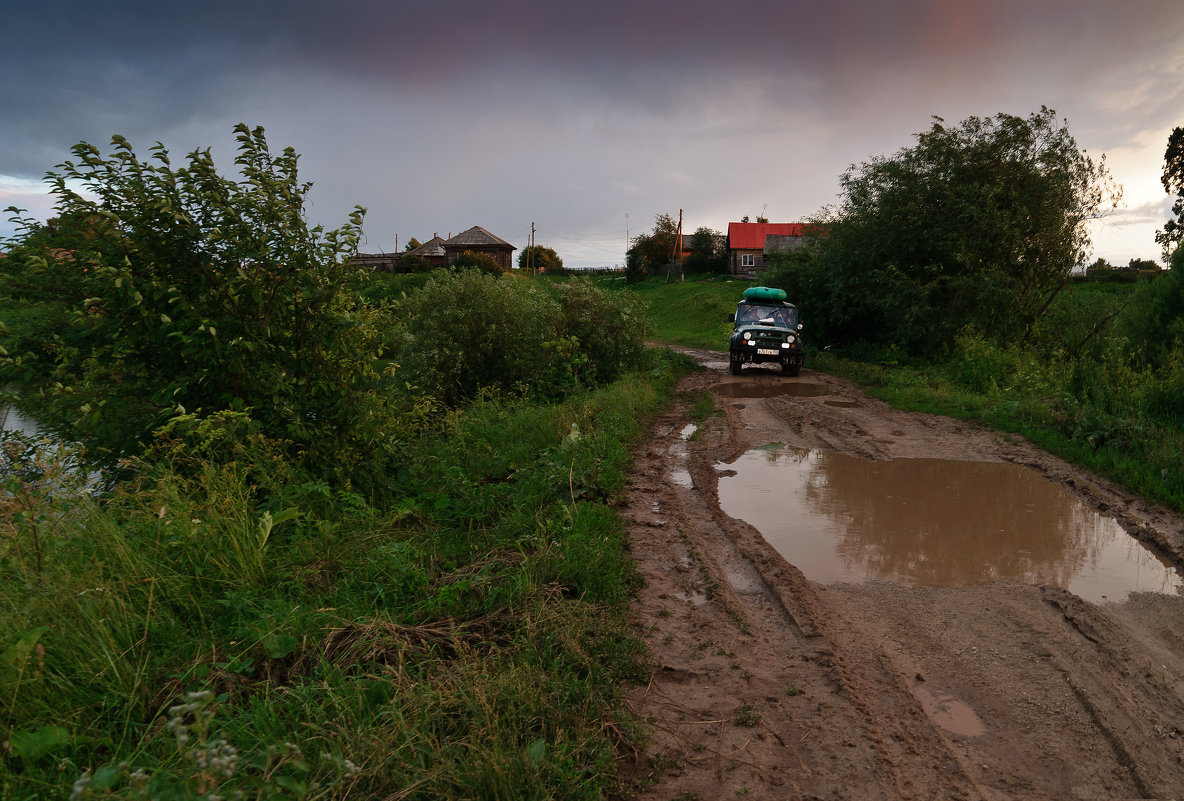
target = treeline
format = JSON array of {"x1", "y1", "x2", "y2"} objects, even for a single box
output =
[{"x1": 0, "y1": 127, "x2": 668, "y2": 799}]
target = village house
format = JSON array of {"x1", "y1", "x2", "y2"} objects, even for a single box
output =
[
  {"x1": 443, "y1": 226, "x2": 517, "y2": 271},
  {"x1": 725, "y1": 222, "x2": 806, "y2": 278},
  {"x1": 407, "y1": 235, "x2": 449, "y2": 268},
  {"x1": 351, "y1": 227, "x2": 513, "y2": 272}
]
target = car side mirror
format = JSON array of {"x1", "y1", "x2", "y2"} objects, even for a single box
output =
[{"x1": 728, "y1": 313, "x2": 736, "y2": 323}]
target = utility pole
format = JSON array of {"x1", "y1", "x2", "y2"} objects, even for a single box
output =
[
  {"x1": 625, "y1": 213, "x2": 629, "y2": 271},
  {"x1": 677, "y1": 208, "x2": 684, "y2": 283},
  {"x1": 528, "y1": 222, "x2": 536, "y2": 276}
]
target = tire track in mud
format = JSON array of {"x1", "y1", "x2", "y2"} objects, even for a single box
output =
[
  {"x1": 622, "y1": 354, "x2": 1184, "y2": 800},
  {"x1": 622, "y1": 390, "x2": 985, "y2": 800}
]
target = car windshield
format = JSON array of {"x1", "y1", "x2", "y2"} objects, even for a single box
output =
[{"x1": 738, "y1": 304, "x2": 797, "y2": 327}]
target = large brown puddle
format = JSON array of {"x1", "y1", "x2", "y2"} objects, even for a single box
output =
[{"x1": 716, "y1": 445, "x2": 1182, "y2": 603}]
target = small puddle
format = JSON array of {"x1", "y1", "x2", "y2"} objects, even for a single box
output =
[
  {"x1": 911, "y1": 684, "x2": 986, "y2": 737},
  {"x1": 824, "y1": 399, "x2": 863, "y2": 409},
  {"x1": 666, "y1": 425, "x2": 698, "y2": 489},
  {"x1": 717, "y1": 381, "x2": 832, "y2": 399},
  {"x1": 716, "y1": 445, "x2": 1183, "y2": 603}
]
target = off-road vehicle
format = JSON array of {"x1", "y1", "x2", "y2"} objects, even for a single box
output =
[{"x1": 727, "y1": 286, "x2": 804, "y2": 376}]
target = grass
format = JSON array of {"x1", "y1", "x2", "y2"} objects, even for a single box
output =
[
  {"x1": 0, "y1": 348, "x2": 693, "y2": 800},
  {"x1": 612, "y1": 275, "x2": 748, "y2": 350}
]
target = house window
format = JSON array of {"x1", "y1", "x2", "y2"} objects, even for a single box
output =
[{"x1": 741, "y1": 254, "x2": 755, "y2": 267}]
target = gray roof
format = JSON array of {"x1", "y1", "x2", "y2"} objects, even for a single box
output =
[
  {"x1": 444, "y1": 226, "x2": 515, "y2": 249},
  {"x1": 408, "y1": 235, "x2": 447, "y2": 257}
]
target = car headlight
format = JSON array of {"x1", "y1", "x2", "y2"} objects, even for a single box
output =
[
  {"x1": 786, "y1": 335, "x2": 796, "y2": 344},
  {"x1": 743, "y1": 331, "x2": 751, "y2": 341}
]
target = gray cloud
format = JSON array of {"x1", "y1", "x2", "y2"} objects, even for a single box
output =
[{"x1": 3, "y1": 0, "x2": 1182, "y2": 264}]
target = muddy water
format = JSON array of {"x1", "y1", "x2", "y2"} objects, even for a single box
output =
[
  {"x1": 716, "y1": 381, "x2": 833, "y2": 399},
  {"x1": 716, "y1": 445, "x2": 1183, "y2": 604},
  {"x1": 667, "y1": 424, "x2": 698, "y2": 489}
]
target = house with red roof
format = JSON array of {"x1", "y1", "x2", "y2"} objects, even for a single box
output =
[{"x1": 725, "y1": 222, "x2": 806, "y2": 278}]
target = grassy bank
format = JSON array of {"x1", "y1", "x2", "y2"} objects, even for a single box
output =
[
  {"x1": 1, "y1": 254, "x2": 698, "y2": 799},
  {"x1": 1, "y1": 348, "x2": 692, "y2": 800},
  {"x1": 608, "y1": 275, "x2": 743, "y2": 350}
]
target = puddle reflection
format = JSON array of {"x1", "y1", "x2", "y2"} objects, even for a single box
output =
[{"x1": 716, "y1": 446, "x2": 1182, "y2": 603}]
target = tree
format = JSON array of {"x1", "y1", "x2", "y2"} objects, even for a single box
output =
[
  {"x1": 791, "y1": 108, "x2": 1120, "y2": 355},
  {"x1": 684, "y1": 227, "x2": 725, "y2": 274},
  {"x1": 1156, "y1": 126, "x2": 1184, "y2": 259},
  {"x1": 1, "y1": 125, "x2": 387, "y2": 476},
  {"x1": 518, "y1": 245, "x2": 564, "y2": 274},
  {"x1": 625, "y1": 213, "x2": 679, "y2": 277},
  {"x1": 404, "y1": 236, "x2": 422, "y2": 252}
]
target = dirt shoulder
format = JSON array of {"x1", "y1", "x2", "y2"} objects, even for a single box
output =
[{"x1": 618, "y1": 350, "x2": 1184, "y2": 801}]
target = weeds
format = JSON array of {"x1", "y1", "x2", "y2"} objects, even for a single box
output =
[
  {"x1": 0, "y1": 349, "x2": 690, "y2": 799},
  {"x1": 733, "y1": 703, "x2": 762, "y2": 727}
]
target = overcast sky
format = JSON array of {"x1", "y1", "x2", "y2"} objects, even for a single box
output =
[{"x1": 2, "y1": 0, "x2": 1182, "y2": 267}]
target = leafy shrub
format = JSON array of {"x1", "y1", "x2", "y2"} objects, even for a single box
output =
[
  {"x1": 0, "y1": 125, "x2": 389, "y2": 481},
  {"x1": 393, "y1": 269, "x2": 565, "y2": 404},
  {"x1": 393, "y1": 271, "x2": 651, "y2": 405},
  {"x1": 1139, "y1": 351, "x2": 1184, "y2": 427},
  {"x1": 450, "y1": 250, "x2": 506, "y2": 275},
  {"x1": 1120, "y1": 248, "x2": 1184, "y2": 369},
  {"x1": 397, "y1": 253, "x2": 432, "y2": 273},
  {"x1": 949, "y1": 328, "x2": 1020, "y2": 394},
  {"x1": 551, "y1": 279, "x2": 650, "y2": 384}
]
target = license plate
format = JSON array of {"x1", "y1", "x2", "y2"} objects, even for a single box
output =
[{"x1": 757, "y1": 348, "x2": 779, "y2": 355}]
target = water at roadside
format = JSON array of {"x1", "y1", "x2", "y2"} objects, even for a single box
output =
[
  {"x1": 1, "y1": 405, "x2": 41, "y2": 436},
  {"x1": 716, "y1": 444, "x2": 1183, "y2": 604}
]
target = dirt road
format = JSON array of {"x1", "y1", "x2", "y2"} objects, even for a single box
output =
[{"x1": 620, "y1": 350, "x2": 1184, "y2": 800}]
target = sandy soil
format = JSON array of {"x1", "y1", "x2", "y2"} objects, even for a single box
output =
[{"x1": 618, "y1": 349, "x2": 1184, "y2": 800}]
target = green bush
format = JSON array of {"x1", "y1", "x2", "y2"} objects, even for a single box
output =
[
  {"x1": 0, "y1": 125, "x2": 389, "y2": 481},
  {"x1": 449, "y1": 250, "x2": 506, "y2": 276},
  {"x1": 392, "y1": 269, "x2": 565, "y2": 405},
  {"x1": 1120, "y1": 248, "x2": 1184, "y2": 369},
  {"x1": 393, "y1": 271, "x2": 650, "y2": 406},
  {"x1": 551, "y1": 279, "x2": 650, "y2": 384}
]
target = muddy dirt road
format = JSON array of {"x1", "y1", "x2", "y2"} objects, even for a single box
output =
[{"x1": 620, "y1": 351, "x2": 1184, "y2": 800}]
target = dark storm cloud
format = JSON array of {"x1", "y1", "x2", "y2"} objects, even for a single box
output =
[{"x1": 3, "y1": 0, "x2": 1182, "y2": 262}]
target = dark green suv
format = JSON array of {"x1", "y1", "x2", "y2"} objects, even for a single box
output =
[{"x1": 727, "y1": 287, "x2": 804, "y2": 376}]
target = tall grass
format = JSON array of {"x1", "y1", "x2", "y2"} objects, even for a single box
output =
[{"x1": 1, "y1": 348, "x2": 691, "y2": 800}]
